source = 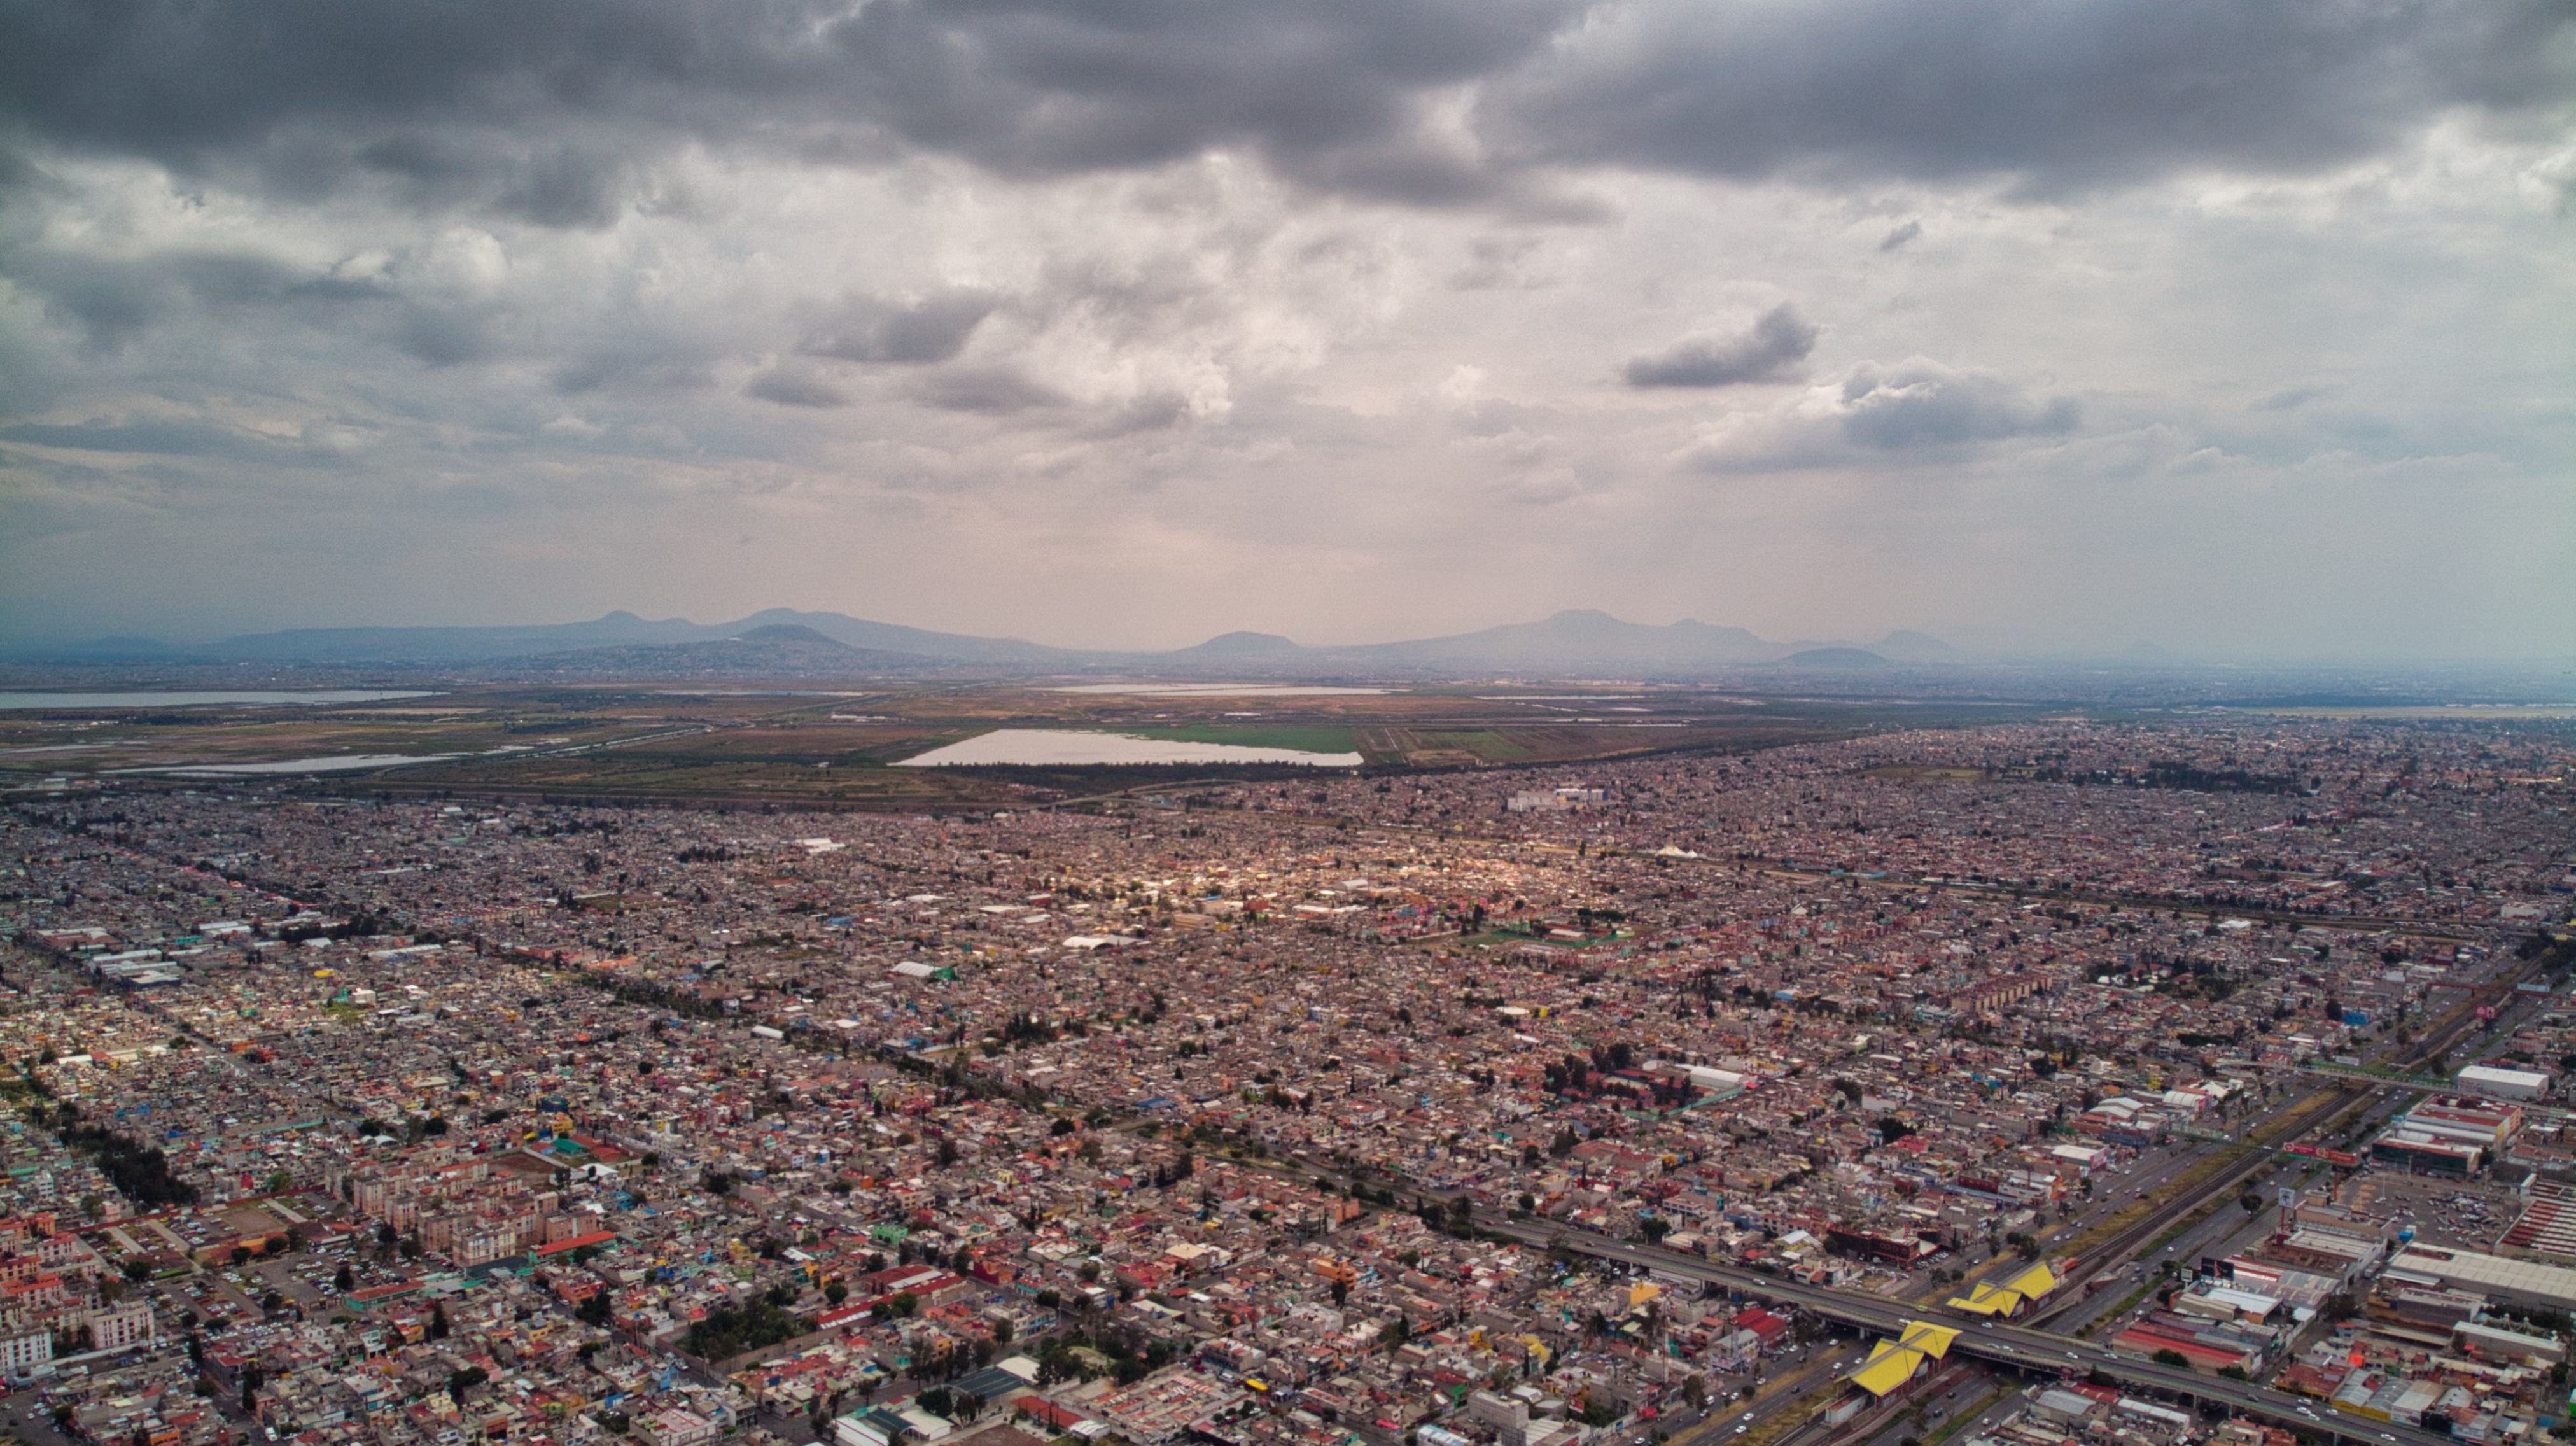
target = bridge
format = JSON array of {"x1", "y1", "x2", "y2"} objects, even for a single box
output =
[{"x1": 1484, "y1": 1218, "x2": 2449, "y2": 1446}]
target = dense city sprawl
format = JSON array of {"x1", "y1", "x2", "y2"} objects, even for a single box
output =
[{"x1": 0, "y1": 718, "x2": 2569, "y2": 1446}]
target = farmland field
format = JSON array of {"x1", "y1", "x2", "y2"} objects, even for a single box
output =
[{"x1": 0, "y1": 675, "x2": 2057, "y2": 808}]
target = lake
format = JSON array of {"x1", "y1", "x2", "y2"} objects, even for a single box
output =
[
  {"x1": 0, "y1": 690, "x2": 437, "y2": 710},
  {"x1": 896, "y1": 729, "x2": 1363, "y2": 767}
]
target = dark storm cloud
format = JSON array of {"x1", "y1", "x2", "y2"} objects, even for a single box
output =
[
  {"x1": 0, "y1": 0, "x2": 1571, "y2": 211},
  {"x1": 10, "y1": 0, "x2": 2557, "y2": 214},
  {"x1": 1837, "y1": 361, "x2": 2079, "y2": 449},
  {"x1": 799, "y1": 291, "x2": 996, "y2": 365},
  {"x1": 1491, "y1": 0, "x2": 2575, "y2": 191},
  {"x1": 1623, "y1": 305, "x2": 1817, "y2": 388}
]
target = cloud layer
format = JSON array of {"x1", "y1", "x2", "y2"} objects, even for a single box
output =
[{"x1": 0, "y1": 0, "x2": 2569, "y2": 657}]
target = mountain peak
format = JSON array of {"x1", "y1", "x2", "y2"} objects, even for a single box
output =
[
  {"x1": 733, "y1": 623, "x2": 848, "y2": 646},
  {"x1": 1780, "y1": 646, "x2": 1891, "y2": 668},
  {"x1": 1177, "y1": 630, "x2": 1303, "y2": 656}
]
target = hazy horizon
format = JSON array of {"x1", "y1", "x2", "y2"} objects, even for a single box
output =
[
  {"x1": 11, "y1": 603, "x2": 2576, "y2": 671},
  {"x1": 3, "y1": 0, "x2": 2570, "y2": 661}
]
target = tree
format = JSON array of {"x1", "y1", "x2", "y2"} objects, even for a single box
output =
[
  {"x1": 334, "y1": 1262, "x2": 354, "y2": 1292},
  {"x1": 430, "y1": 1303, "x2": 451, "y2": 1339},
  {"x1": 1639, "y1": 1216, "x2": 1670, "y2": 1246},
  {"x1": 1681, "y1": 1375, "x2": 1707, "y2": 1412},
  {"x1": 241, "y1": 1364, "x2": 264, "y2": 1413},
  {"x1": 2152, "y1": 1349, "x2": 2191, "y2": 1368},
  {"x1": 447, "y1": 1365, "x2": 489, "y2": 1404}
]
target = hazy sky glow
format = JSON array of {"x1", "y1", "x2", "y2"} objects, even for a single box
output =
[{"x1": 2, "y1": 0, "x2": 2570, "y2": 657}]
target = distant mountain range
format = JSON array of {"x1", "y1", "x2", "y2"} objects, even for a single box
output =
[{"x1": 10, "y1": 608, "x2": 1973, "y2": 680}]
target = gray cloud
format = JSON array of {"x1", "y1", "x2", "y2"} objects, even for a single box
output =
[
  {"x1": 745, "y1": 367, "x2": 850, "y2": 409},
  {"x1": 912, "y1": 367, "x2": 1065, "y2": 414},
  {"x1": 1837, "y1": 360, "x2": 2079, "y2": 449},
  {"x1": 493, "y1": 146, "x2": 629, "y2": 229},
  {"x1": 0, "y1": 0, "x2": 1570, "y2": 213},
  {"x1": 550, "y1": 326, "x2": 727, "y2": 395},
  {"x1": 799, "y1": 291, "x2": 995, "y2": 365},
  {"x1": 1624, "y1": 305, "x2": 1817, "y2": 388},
  {"x1": 1492, "y1": 0, "x2": 2573, "y2": 192},
  {"x1": 394, "y1": 307, "x2": 498, "y2": 367},
  {"x1": 6, "y1": 0, "x2": 2558, "y2": 219},
  {"x1": 8, "y1": 248, "x2": 382, "y2": 351},
  {"x1": 1877, "y1": 220, "x2": 1921, "y2": 252},
  {"x1": 0, "y1": 416, "x2": 353, "y2": 468},
  {"x1": 2251, "y1": 384, "x2": 2334, "y2": 412}
]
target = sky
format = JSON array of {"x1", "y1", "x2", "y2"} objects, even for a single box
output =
[{"x1": 1, "y1": 0, "x2": 2570, "y2": 660}]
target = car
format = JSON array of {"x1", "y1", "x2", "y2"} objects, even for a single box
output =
[
  {"x1": 2066, "y1": 1352, "x2": 2079, "y2": 1360},
  {"x1": 1735, "y1": 1429, "x2": 1747, "y2": 1436}
]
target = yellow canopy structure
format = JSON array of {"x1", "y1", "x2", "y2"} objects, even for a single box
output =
[
  {"x1": 1945, "y1": 1261, "x2": 2059, "y2": 1317},
  {"x1": 2006, "y1": 1262, "x2": 2057, "y2": 1299},
  {"x1": 1946, "y1": 1283, "x2": 2017, "y2": 1316},
  {"x1": 1849, "y1": 1320, "x2": 1958, "y2": 1398}
]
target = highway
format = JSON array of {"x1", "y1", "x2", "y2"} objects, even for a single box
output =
[{"x1": 1474, "y1": 1219, "x2": 2447, "y2": 1446}]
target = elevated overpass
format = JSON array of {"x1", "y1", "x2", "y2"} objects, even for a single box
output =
[{"x1": 1485, "y1": 1219, "x2": 2445, "y2": 1446}]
